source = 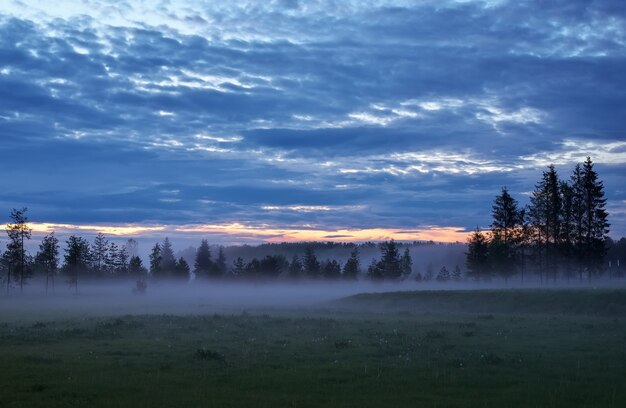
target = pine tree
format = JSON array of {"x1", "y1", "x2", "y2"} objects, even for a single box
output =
[
  {"x1": 116, "y1": 245, "x2": 129, "y2": 277},
  {"x1": 232, "y1": 257, "x2": 245, "y2": 277},
  {"x1": 580, "y1": 157, "x2": 610, "y2": 277},
  {"x1": 400, "y1": 247, "x2": 413, "y2": 278},
  {"x1": 466, "y1": 228, "x2": 489, "y2": 281},
  {"x1": 366, "y1": 258, "x2": 383, "y2": 280},
  {"x1": 160, "y1": 238, "x2": 176, "y2": 274},
  {"x1": 517, "y1": 206, "x2": 533, "y2": 284},
  {"x1": 0, "y1": 250, "x2": 10, "y2": 295},
  {"x1": 490, "y1": 187, "x2": 523, "y2": 283},
  {"x1": 560, "y1": 181, "x2": 575, "y2": 247},
  {"x1": 489, "y1": 233, "x2": 514, "y2": 285},
  {"x1": 5, "y1": 208, "x2": 32, "y2": 292},
  {"x1": 436, "y1": 266, "x2": 450, "y2": 282},
  {"x1": 214, "y1": 246, "x2": 227, "y2": 277},
  {"x1": 174, "y1": 257, "x2": 191, "y2": 281},
  {"x1": 92, "y1": 233, "x2": 109, "y2": 276},
  {"x1": 491, "y1": 187, "x2": 522, "y2": 247},
  {"x1": 342, "y1": 249, "x2": 360, "y2": 280},
  {"x1": 529, "y1": 165, "x2": 562, "y2": 282},
  {"x1": 452, "y1": 265, "x2": 462, "y2": 281},
  {"x1": 149, "y1": 243, "x2": 162, "y2": 279},
  {"x1": 63, "y1": 235, "x2": 90, "y2": 293},
  {"x1": 35, "y1": 233, "x2": 59, "y2": 294},
  {"x1": 559, "y1": 180, "x2": 576, "y2": 281},
  {"x1": 194, "y1": 239, "x2": 212, "y2": 279},
  {"x1": 380, "y1": 240, "x2": 401, "y2": 279},
  {"x1": 128, "y1": 256, "x2": 147, "y2": 278},
  {"x1": 259, "y1": 254, "x2": 288, "y2": 278},
  {"x1": 303, "y1": 246, "x2": 320, "y2": 278},
  {"x1": 105, "y1": 242, "x2": 119, "y2": 276},
  {"x1": 529, "y1": 166, "x2": 560, "y2": 244},
  {"x1": 288, "y1": 255, "x2": 303, "y2": 279},
  {"x1": 323, "y1": 259, "x2": 341, "y2": 279},
  {"x1": 570, "y1": 163, "x2": 586, "y2": 280}
]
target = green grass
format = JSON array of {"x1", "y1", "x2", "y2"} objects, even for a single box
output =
[
  {"x1": 1, "y1": 289, "x2": 625, "y2": 407},
  {"x1": 336, "y1": 288, "x2": 626, "y2": 316}
]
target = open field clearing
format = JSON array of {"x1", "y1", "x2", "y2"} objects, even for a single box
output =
[{"x1": 1, "y1": 288, "x2": 625, "y2": 407}]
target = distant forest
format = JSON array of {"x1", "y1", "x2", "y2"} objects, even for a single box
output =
[{"x1": 2, "y1": 157, "x2": 625, "y2": 294}]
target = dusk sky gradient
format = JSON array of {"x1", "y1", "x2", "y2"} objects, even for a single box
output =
[{"x1": 1, "y1": 0, "x2": 625, "y2": 245}]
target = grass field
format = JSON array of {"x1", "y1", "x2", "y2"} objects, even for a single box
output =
[{"x1": 1, "y1": 288, "x2": 625, "y2": 407}]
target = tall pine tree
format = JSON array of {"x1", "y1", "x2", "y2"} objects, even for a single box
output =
[
  {"x1": 160, "y1": 237, "x2": 176, "y2": 275},
  {"x1": 490, "y1": 187, "x2": 523, "y2": 283},
  {"x1": 194, "y1": 239, "x2": 213, "y2": 279},
  {"x1": 580, "y1": 157, "x2": 610, "y2": 278}
]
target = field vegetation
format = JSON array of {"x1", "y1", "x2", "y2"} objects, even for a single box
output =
[{"x1": 1, "y1": 288, "x2": 625, "y2": 407}]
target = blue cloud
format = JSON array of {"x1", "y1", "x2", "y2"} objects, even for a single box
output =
[{"x1": 0, "y1": 0, "x2": 625, "y2": 238}]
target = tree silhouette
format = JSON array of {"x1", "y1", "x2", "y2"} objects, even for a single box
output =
[
  {"x1": 466, "y1": 228, "x2": 490, "y2": 281},
  {"x1": 214, "y1": 246, "x2": 227, "y2": 277},
  {"x1": 63, "y1": 235, "x2": 90, "y2": 293},
  {"x1": 5, "y1": 208, "x2": 32, "y2": 292},
  {"x1": 232, "y1": 257, "x2": 245, "y2": 277},
  {"x1": 400, "y1": 247, "x2": 413, "y2": 278},
  {"x1": 452, "y1": 265, "x2": 462, "y2": 281},
  {"x1": 303, "y1": 246, "x2": 320, "y2": 278},
  {"x1": 194, "y1": 239, "x2": 213, "y2": 279},
  {"x1": 342, "y1": 249, "x2": 360, "y2": 280},
  {"x1": 149, "y1": 243, "x2": 162, "y2": 279},
  {"x1": 174, "y1": 257, "x2": 191, "y2": 281},
  {"x1": 35, "y1": 233, "x2": 59, "y2": 294},
  {"x1": 529, "y1": 165, "x2": 562, "y2": 282},
  {"x1": 580, "y1": 157, "x2": 610, "y2": 277},
  {"x1": 128, "y1": 255, "x2": 147, "y2": 278},
  {"x1": 92, "y1": 233, "x2": 109, "y2": 276},
  {"x1": 323, "y1": 259, "x2": 341, "y2": 279},
  {"x1": 380, "y1": 240, "x2": 401, "y2": 279},
  {"x1": 436, "y1": 266, "x2": 450, "y2": 282},
  {"x1": 160, "y1": 237, "x2": 176, "y2": 275},
  {"x1": 288, "y1": 255, "x2": 303, "y2": 279}
]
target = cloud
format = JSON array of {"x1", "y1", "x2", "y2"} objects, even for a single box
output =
[{"x1": 1, "y1": 0, "x2": 625, "y2": 239}]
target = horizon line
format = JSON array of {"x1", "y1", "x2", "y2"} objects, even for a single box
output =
[{"x1": 16, "y1": 221, "x2": 472, "y2": 245}]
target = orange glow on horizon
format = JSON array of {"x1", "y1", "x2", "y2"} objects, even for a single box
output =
[
  {"x1": 175, "y1": 223, "x2": 470, "y2": 243},
  {"x1": 25, "y1": 221, "x2": 470, "y2": 243},
  {"x1": 28, "y1": 222, "x2": 166, "y2": 236}
]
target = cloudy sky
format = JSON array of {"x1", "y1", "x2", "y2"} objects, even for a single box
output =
[{"x1": 1, "y1": 0, "x2": 625, "y2": 244}]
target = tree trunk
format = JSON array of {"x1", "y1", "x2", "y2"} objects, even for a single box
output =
[{"x1": 20, "y1": 232, "x2": 24, "y2": 293}]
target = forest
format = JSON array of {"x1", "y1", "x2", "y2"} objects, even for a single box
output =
[{"x1": 2, "y1": 157, "x2": 625, "y2": 294}]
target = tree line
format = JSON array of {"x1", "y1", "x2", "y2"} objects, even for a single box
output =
[
  {"x1": 466, "y1": 157, "x2": 614, "y2": 283},
  {"x1": 2, "y1": 212, "x2": 431, "y2": 293},
  {"x1": 1, "y1": 212, "x2": 470, "y2": 294}
]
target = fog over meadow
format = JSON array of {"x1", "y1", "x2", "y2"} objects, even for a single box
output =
[{"x1": 3, "y1": 276, "x2": 625, "y2": 324}]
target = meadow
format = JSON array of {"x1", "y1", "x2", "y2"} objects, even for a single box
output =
[{"x1": 1, "y1": 288, "x2": 625, "y2": 407}]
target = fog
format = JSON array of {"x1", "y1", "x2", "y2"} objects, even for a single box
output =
[{"x1": 2, "y1": 277, "x2": 625, "y2": 323}]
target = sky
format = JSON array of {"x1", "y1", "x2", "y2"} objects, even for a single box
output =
[{"x1": 1, "y1": 0, "x2": 625, "y2": 246}]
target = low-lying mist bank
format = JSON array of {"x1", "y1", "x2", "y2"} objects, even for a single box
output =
[
  {"x1": 336, "y1": 287, "x2": 626, "y2": 317},
  {"x1": 2, "y1": 279, "x2": 626, "y2": 322}
]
